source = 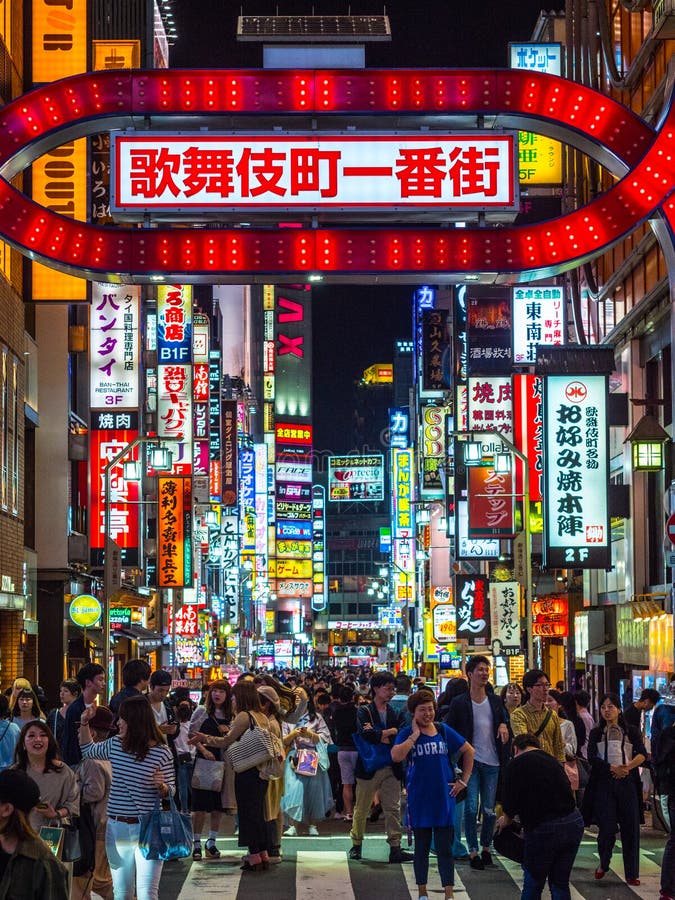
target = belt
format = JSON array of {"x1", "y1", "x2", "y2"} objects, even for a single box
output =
[
  {"x1": 178, "y1": 752, "x2": 193, "y2": 764},
  {"x1": 108, "y1": 814, "x2": 141, "y2": 824}
]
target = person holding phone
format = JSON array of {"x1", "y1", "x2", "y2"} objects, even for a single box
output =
[{"x1": 392, "y1": 690, "x2": 474, "y2": 900}]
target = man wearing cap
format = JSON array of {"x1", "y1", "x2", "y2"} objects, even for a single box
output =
[
  {"x1": 0, "y1": 768, "x2": 69, "y2": 899},
  {"x1": 72, "y1": 707, "x2": 115, "y2": 900}
]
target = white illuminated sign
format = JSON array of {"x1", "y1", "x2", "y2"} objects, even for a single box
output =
[
  {"x1": 509, "y1": 43, "x2": 562, "y2": 75},
  {"x1": 90, "y1": 284, "x2": 140, "y2": 409},
  {"x1": 112, "y1": 133, "x2": 518, "y2": 212},
  {"x1": 512, "y1": 286, "x2": 564, "y2": 365},
  {"x1": 543, "y1": 375, "x2": 610, "y2": 568}
]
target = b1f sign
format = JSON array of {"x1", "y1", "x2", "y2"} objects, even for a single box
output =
[
  {"x1": 543, "y1": 375, "x2": 610, "y2": 568},
  {"x1": 112, "y1": 133, "x2": 518, "y2": 213}
]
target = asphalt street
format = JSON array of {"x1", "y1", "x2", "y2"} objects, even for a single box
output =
[{"x1": 156, "y1": 815, "x2": 669, "y2": 899}]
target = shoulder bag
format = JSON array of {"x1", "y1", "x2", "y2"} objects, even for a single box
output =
[
  {"x1": 533, "y1": 709, "x2": 552, "y2": 738},
  {"x1": 352, "y1": 706, "x2": 394, "y2": 774},
  {"x1": 226, "y1": 713, "x2": 276, "y2": 774},
  {"x1": 139, "y1": 794, "x2": 193, "y2": 861}
]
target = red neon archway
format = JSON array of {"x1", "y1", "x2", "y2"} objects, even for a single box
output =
[{"x1": 0, "y1": 68, "x2": 670, "y2": 282}]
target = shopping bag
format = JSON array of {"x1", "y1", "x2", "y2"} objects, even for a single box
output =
[
  {"x1": 294, "y1": 748, "x2": 319, "y2": 777},
  {"x1": 139, "y1": 795, "x2": 193, "y2": 861},
  {"x1": 191, "y1": 757, "x2": 225, "y2": 791}
]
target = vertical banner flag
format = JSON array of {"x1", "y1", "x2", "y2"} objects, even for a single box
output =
[
  {"x1": 455, "y1": 575, "x2": 490, "y2": 645},
  {"x1": 489, "y1": 581, "x2": 521, "y2": 654}
]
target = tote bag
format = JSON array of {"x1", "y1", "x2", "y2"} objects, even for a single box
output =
[
  {"x1": 226, "y1": 713, "x2": 276, "y2": 774},
  {"x1": 191, "y1": 757, "x2": 225, "y2": 791},
  {"x1": 139, "y1": 795, "x2": 193, "y2": 861}
]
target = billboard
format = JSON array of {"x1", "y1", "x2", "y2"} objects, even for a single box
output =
[
  {"x1": 543, "y1": 375, "x2": 610, "y2": 568},
  {"x1": 489, "y1": 582, "x2": 521, "y2": 654},
  {"x1": 89, "y1": 429, "x2": 139, "y2": 564},
  {"x1": 512, "y1": 286, "x2": 564, "y2": 365},
  {"x1": 328, "y1": 454, "x2": 384, "y2": 502},
  {"x1": 158, "y1": 476, "x2": 192, "y2": 588},
  {"x1": 90, "y1": 284, "x2": 140, "y2": 410},
  {"x1": 455, "y1": 575, "x2": 490, "y2": 646},
  {"x1": 466, "y1": 287, "x2": 512, "y2": 376},
  {"x1": 112, "y1": 133, "x2": 518, "y2": 212}
]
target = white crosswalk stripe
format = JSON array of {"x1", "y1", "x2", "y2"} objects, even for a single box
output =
[
  {"x1": 296, "y1": 850, "x2": 356, "y2": 899},
  {"x1": 165, "y1": 836, "x2": 666, "y2": 899}
]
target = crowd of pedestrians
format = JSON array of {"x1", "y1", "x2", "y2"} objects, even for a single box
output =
[{"x1": 2, "y1": 660, "x2": 675, "y2": 899}]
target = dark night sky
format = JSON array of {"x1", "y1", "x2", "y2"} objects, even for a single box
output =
[{"x1": 170, "y1": 2, "x2": 552, "y2": 453}]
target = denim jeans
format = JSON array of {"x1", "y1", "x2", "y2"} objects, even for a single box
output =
[
  {"x1": 521, "y1": 809, "x2": 584, "y2": 900},
  {"x1": 105, "y1": 818, "x2": 164, "y2": 900},
  {"x1": 452, "y1": 799, "x2": 468, "y2": 856},
  {"x1": 464, "y1": 760, "x2": 500, "y2": 853},
  {"x1": 177, "y1": 760, "x2": 193, "y2": 814}
]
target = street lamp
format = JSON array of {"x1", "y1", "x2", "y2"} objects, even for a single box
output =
[
  {"x1": 103, "y1": 435, "x2": 179, "y2": 696},
  {"x1": 451, "y1": 429, "x2": 534, "y2": 668}
]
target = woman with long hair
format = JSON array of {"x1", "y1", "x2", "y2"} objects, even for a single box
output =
[
  {"x1": 190, "y1": 680, "x2": 272, "y2": 871},
  {"x1": 257, "y1": 685, "x2": 285, "y2": 863},
  {"x1": 281, "y1": 691, "x2": 334, "y2": 837},
  {"x1": 79, "y1": 694, "x2": 175, "y2": 900},
  {"x1": 12, "y1": 689, "x2": 45, "y2": 726},
  {"x1": 583, "y1": 692, "x2": 646, "y2": 885},
  {"x1": 187, "y1": 679, "x2": 233, "y2": 860},
  {"x1": 7, "y1": 677, "x2": 31, "y2": 716},
  {"x1": 0, "y1": 768, "x2": 69, "y2": 898},
  {"x1": 13, "y1": 720, "x2": 79, "y2": 834}
]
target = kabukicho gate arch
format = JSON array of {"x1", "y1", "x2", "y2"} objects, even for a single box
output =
[{"x1": 0, "y1": 66, "x2": 674, "y2": 284}]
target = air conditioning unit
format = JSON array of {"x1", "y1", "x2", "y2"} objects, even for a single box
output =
[{"x1": 653, "y1": 0, "x2": 675, "y2": 38}]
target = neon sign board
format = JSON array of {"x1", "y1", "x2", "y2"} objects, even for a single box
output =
[{"x1": 112, "y1": 133, "x2": 518, "y2": 213}]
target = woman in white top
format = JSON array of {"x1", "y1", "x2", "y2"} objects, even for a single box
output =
[
  {"x1": 13, "y1": 720, "x2": 79, "y2": 834},
  {"x1": 79, "y1": 694, "x2": 175, "y2": 900},
  {"x1": 281, "y1": 693, "x2": 333, "y2": 837}
]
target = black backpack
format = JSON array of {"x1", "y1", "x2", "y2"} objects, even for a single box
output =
[{"x1": 653, "y1": 723, "x2": 675, "y2": 794}]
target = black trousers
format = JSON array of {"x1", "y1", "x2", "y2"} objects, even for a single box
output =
[
  {"x1": 235, "y1": 767, "x2": 269, "y2": 854},
  {"x1": 594, "y1": 776, "x2": 640, "y2": 880}
]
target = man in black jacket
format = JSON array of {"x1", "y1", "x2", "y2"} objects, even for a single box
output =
[
  {"x1": 348, "y1": 671, "x2": 413, "y2": 864},
  {"x1": 109, "y1": 658, "x2": 151, "y2": 714},
  {"x1": 444, "y1": 655, "x2": 510, "y2": 870}
]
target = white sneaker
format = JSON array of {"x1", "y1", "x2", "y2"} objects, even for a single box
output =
[
  {"x1": 283, "y1": 825, "x2": 297, "y2": 837},
  {"x1": 308, "y1": 825, "x2": 319, "y2": 836}
]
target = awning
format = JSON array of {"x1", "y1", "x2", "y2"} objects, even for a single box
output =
[
  {"x1": 631, "y1": 599, "x2": 664, "y2": 620},
  {"x1": 586, "y1": 642, "x2": 617, "y2": 666},
  {"x1": 116, "y1": 625, "x2": 164, "y2": 651},
  {"x1": 110, "y1": 588, "x2": 152, "y2": 608}
]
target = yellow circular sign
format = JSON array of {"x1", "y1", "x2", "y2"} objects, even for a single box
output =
[{"x1": 69, "y1": 594, "x2": 102, "y2": 628}]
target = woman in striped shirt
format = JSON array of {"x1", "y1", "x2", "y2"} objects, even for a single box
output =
[{"x1": 79, "y1": 694, "x2": 175, "y2": 900}]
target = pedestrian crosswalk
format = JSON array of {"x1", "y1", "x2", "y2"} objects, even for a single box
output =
[{"x1": 162, "y1": 833, "x2": 667, "y2": 900}]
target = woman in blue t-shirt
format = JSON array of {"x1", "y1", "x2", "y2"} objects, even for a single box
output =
[{"x1": 392, "y1": 690, "x2": 474, "y2": 900}]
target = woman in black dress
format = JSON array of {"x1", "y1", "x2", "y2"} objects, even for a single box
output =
[
  {"x1": 188, "y1": 679, "x2": 233, "y2": 860},
  {"x1": 192, "y1": 680, "x2": 272, "y2": 871}
]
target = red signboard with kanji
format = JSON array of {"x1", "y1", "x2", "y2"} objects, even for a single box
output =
[{"x1": 158, "y1": 476, "x2": 192, "y2": 587}]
